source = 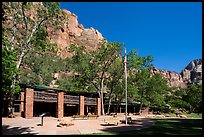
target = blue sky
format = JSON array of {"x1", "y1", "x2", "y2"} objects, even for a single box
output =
[{"x1": 60, "y1": 2, "x2": 202, "y2": 73}]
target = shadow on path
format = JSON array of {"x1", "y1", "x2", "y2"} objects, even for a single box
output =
[{"x1": 2, "y1": 125, "x2": 38, "y2": 135}]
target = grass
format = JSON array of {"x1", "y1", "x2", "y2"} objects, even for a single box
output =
[
  {"x1": 88, "y1": 118, "x2": 202, "y2": 135},
  {"x1": 164, "y1": 113, "x2": 202, "y2": 119},
  {"x1": 184, "y1": 113, "x2": 202, "y2": 119}
]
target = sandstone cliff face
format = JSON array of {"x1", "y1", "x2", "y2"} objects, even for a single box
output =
[
  {"x1": 150, "y1": 58, "x2": 202, "y2": 88},
  {"x1": 181, "y1": 59, "x2": 202, "y2": 85},
  {"x1": 47, "y1": 9, "x2": 106, "y2": 59},
  {"x1": 150, "y1": 67, "x2": 186, "y2": 88}
]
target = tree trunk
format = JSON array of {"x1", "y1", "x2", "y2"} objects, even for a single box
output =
[
  {"x1": 7, "y1": 20, "x2": 40, "y2": 117},
  {"x1": 107, "y1": 87, "x2": 114, "y2": 114},
  {"x1": 101, "y1": 78, "x2": 105, "y2": 115},
  {"x1": 107, "y1": 96, "x2": 112, "y2": 114},
  {"x1": 139, "y1": 91, "x2": 144, "y2": 114},
  {"x1": 139, "y1": 102, "x2": 143, "y2": 115},
  {"x1": 7, "y1": 93, "x2": 15, "y2": 118}
]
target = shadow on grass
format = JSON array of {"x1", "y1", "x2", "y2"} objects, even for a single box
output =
[
  {"x1": 97, "y1": 118, "x2": 153, "y2": 135},
  {"x1": 98, "y1": 118, "x2": 202, "y2": 135},
  {"x1": 2, "y1": 125, "x2": 38, "y2": 135}
]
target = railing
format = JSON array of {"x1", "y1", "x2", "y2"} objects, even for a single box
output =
[
  {"x1": 33, "y1": 91, "x2": 97, "y2": 105},
  {"x1": 84, "y1": 97, "x2": 97, "y2": 105},
  {"x1": 34, "y1": 91, "x2": 57, "y2": 102},
  {"x1": 64, "y1": 95, "x2": 79, "y2": 104}
]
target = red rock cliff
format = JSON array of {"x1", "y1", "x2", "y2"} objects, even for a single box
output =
[{"x1": 46, "y1": 9, "x2": 106, "y2": 59}]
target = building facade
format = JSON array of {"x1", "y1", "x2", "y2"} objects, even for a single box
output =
[{"x1": 13, "y1": 85, "x2": 101, "y2": 119}]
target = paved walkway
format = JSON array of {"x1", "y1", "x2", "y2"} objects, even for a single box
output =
[{"x1": 2, "y1": 115, "x2": 154, "y2": 135}]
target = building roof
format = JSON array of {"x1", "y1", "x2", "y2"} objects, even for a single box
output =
[
  {"x1": 20, "y1": 84, "x2": 99, "y2": 97},
  {"x1": 105, "y1": 101, "x2": 141, "y2": 105}
]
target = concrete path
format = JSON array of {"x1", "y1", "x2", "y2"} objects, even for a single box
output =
[{"x1": 2, "y1": 115, "x2": 153, "y2": 135}]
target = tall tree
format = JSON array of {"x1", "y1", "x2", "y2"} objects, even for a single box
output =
[
  {"x1": 105, "y1": 58, "x2": 124, "y2": 114},
  {"x1": 146, "y1": 73, "x2": 169, "y2": 112},
  {"x1": 68, "y1": 42, "x2": 124, "y2": 115},
  {"x1": 126, "y1": 50, "x2": 154, "y2": 113},
  {"x1": 2, "y1": 37, "x2": 21, "y2": 117},
  {"x1": 2, "y1": 2, "x2": 65, "y2": 117}
]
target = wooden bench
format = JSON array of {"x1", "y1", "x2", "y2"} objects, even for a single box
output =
[
  {"x1": 87, "y1": 114, "x2": 99, "y2": 119},
  {"x1": 104, "y1": 118, "x2": 120, "y2": 125},
  {"x1": 72, "y1": 115, "x2": 87, "y2": 120},
  {"x1": 110, "y1": 113, "x2": 117, "y2": 117}
]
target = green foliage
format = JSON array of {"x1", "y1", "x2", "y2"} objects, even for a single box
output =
[
  {"x1": 56, "y1": 77, "x2": 72, "y2": 91},
  {"x1": 127, "y1": 50, "x2": 154, "y2": 73},
  {"x1": 165, "y1": 83, "x2": 202, "y2": 113},
  {"x1": 19, "y1": 50, "x2": 68, "y2": 86},
  {"x1": 18, "y1": 69, "x2": 41, "y2": 85},
  {"x1": 105, "y1": 57, "x2": 124, "y2": 103},
  {"x1": 2, "y1": 37, "x2": 21, "y2": 94},
  {"x1": 183, "y1": 84, "x2": 202, "y2": 113},
  {"x1": 184, "y1": 113, "x2": 202, "y2": 119},
  {"x1": 67, "y1": 42, "x2": 124, "y2": 114},
  {"x1": 146, "y1": 74, "x2": 169, "y2": 109},
  {"x1": 68, "y1": 42, "x2": 124, "y2": 92},
  {"x1": 128, "y1": 69, "x2": 150, "y2": 107},
  {"x1": 2, "y1": 2, "x2": 64, "y2": 94}
]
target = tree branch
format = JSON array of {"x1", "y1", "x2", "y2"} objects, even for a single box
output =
[
  {"x1": 10, "y1": 11, "x2": 17, "y2": 50},
  {"x1": 21, "y1": 2, "x2": 28, "y2": 32}
]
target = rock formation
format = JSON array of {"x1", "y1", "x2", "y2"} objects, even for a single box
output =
[
  {"x1": 47, "y1": 9, "x2": 106, "y2": 59},
  {"x1": 181, "y1": 59, "x2": 202, "y2": 85},
  {"x1": 151, "y1": 58, "x2": 202, "y2": 88},
  {"x1": 150, "y1": 67, "x2": 186, "y2": 88}
]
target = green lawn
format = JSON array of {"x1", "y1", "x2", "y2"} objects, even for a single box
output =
[
  {"x1": 89, "y1": 118, "x2": 202, "y2": 135},
  {"x1": 164, "y1": 113, "x2": 202, "y2": 119}
]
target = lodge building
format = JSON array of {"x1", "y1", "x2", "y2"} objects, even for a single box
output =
[{"x1": 12, "y1": 85, "x2": 101, "y2": 119}]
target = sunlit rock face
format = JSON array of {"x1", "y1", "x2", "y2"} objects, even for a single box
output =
[
  {"x1": 150, "y1": 58, "x2": 202, "y2": 88},
  {"x1": 150, "y1": 67, "x2": 186, "y2": 88},
  {"x1": 181, "y1": 59, "x2": 202, "y2": 85},
  {"x1": 47, "y1": 9, "x2": 106, "y2": 59}
]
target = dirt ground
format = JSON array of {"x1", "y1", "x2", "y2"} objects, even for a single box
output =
[{"x1": 2, "y1": 114, "x2": 179, "y2": 135}]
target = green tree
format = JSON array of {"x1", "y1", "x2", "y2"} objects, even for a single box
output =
[
  {"x1": 2, "y1": 2, "x2": 65, "y2": 117},
  {"x1": 183, "y1": 84, "x2": 202, "y2": 113},
  {"x1": 18, "y1": 47, "x2": 68, "y2": 86},
  {"x1": 130, "y1": 69, "x2": 150, "y2": 113},
  {"x1": 104, "y1": 49, "x2": 155, "y2": 114},
  {"x1": 146, "y1": 73, "x2": 169, "y2": 112},
  {"x1": 2, "y1": 37, "x2": 21, "y2": 117},
  {"x1": 126, "y1": 50, "x2": 154, "y2": 113},
  {"x1": 68, "y1": 42, "x2": 124, "y2": 115},
  {"x1": 105, "y1": 58, "x2": 124, "y2": 114},
  {"x1": 165, "y1": 83, "x2": 202, "y2": 114}
]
